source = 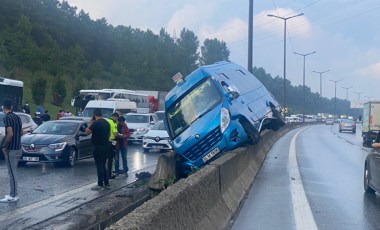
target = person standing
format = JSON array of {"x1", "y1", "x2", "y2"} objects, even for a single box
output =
[
  {"x1": 41, "y1": 110, "x2": 51, "y2": 123},
  {"x1": 0, "y1": 99, "x2": 22, "y2": 203},
  {"x1": 115, "y1": 116, "x2": 130, "y2": 177},
  {"x1": 23, "y1": 102, "x2": 31, "y2": 114},
  {"x1": 85, "y1": 108, "x2": 111, "y2": 190},
  {"x1": 37, "y1": 104, "x2": 44, "y2": 114},
  {"x1": 106, "y1": 113, "x2": 119, "y2": 179}
]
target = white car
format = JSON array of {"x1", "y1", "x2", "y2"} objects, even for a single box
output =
[
  {"x1": 0, "y1": 112, "x2": 37, "y2": 159},
  {"x1": 124, "y1": 113, "x2": 159, "y2": 143},
  {"x1": 142, "y1": 121, "x2": 171, "y2": 152},
  {"x1": 154, "y1": 111, "x2": 165, "y2": 121}
]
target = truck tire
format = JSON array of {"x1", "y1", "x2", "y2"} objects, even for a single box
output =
[
  {"x1": 240, "y1": 118, "x2": 260, "y2": 145},
  {"x1": 269, "y1": 103, "x2": 285, "y2": 131}
]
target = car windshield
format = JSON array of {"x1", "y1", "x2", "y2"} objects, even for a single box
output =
[
  {"x1": 151, "y1": 121, "x2": 165, "y2": 131},
  {"x1": 167, "y1": 78, "x2": 222, "y2": 138},
  {"x1": 124, "y1": 114, "x2": 149, "y2": 123},
  {"x1": 32, "y1": 122, "x2": 78, "y2": 135},
  {"x1": 82, "y1": 108, "x2": 114, "y2": 118}
]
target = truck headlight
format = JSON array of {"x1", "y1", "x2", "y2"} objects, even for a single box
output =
[
  {"x1": 220, "y1": 108, "x2": 230, "y2": 133},
  {"x1": 48, "y1": 142, "x2": 67, "y2": 152}
]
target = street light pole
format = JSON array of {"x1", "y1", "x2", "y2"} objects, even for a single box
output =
[
  {"x1": 267, "y1": 13, "x2": 304, "y2": 114},
  {"x1": 341, "y1": 86, "x2": 353, "y2": 101},
  {"x1": 354, "y1": 91, "x2": 364, "y2": 101},
  {"x1": 312, "y1": 70, "x2": 329, "y2": 97},
  {"x1": 330, "y1": 79, "x2": 343, "y2": 119},
  {"x1": 365, "y1": 96, "x2": 372, "y2": 102},
  {"x1": 294, "y1": 51, "x2": 316, "y2": 122}
]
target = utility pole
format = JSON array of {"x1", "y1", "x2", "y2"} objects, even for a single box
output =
[
  {"x1": 267, "y1": 13, "x2": 304, "y2": 115},
  {"x1": 248, "y1": 0, "x2": 254, "y2": 73},
  {"x1": 294, "y1": 51, "x2": 316, "y2": 122},
  {"x1": 354, "y1": 91, "x2": 364, "y2": 101},
  {"x1": 341, "y1": 86, "x2": 353, "y2": 101},
  {"x1": 330, "y1": 79, "x2": 343, "y2": 119},
  {"x1": 313, "y1": 70, "x2": 329, "y2": 97}
]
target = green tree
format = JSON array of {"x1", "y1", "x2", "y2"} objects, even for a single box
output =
[
  {"x1": 51, "y1": 76, "x2": 66, "y2": 106},
  {"x1": 200, "y1": 38, "x2": 230, "y2": 65},
  {"x1": 176, "y1": 28, "x2": 200, "y2": 75},
  {"x1": 32, "y1": 76, "x2": 47, "y2": 105}
]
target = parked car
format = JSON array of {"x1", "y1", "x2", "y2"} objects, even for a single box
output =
[
  {"x1": 124, "y1": 113, "x2": 159, "y2": 143},
  {"x1": 326, "y1": 119, "x2": 334, "y2": 125},
  {"x1": 142, "y1": 121, "x2": 171, "y2": 153},
  {"x1": 0, "y1": 112, "x2": 38, "y2": 160},
  {"x1": 339, "y1": 119, "x2": 356, "y2": 133},
  {"x1": 154, "y1": 111, "x2": 165, "y2": 121},
  {"x1": 19, "y1": 120, "x2": 93, "y2": 167},
  {"x1": 364, "y1": 147, "x2": 380, "y2": 194}
]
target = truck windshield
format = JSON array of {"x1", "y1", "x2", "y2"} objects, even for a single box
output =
[
  {"x1": 82, "y1": 108, "x2": 114, "y2": 118},
  {"x1": 167, "y1": 78, "x2": 222, "y2": 138}
]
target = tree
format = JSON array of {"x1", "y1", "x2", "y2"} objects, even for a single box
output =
[
  {"x1": 200, "y1": 38, "x2": 230, "y2": 65},
  {"x1": 32, "y1": 76, "x2": 47, "y2": 105},
  {"x1": 51, "y1": 76, "x2": 66, "y2": 106},
  {"x1": 176, "y1": 28, "x2": 200, "y2": 75}
]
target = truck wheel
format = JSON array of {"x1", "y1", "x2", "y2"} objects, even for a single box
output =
[
  {"x1": 241, "y1": 119, "x2": 260, "y2": 145},
  {"x1": 270, "y1": 103, "x2": 285, "y2": 131}
]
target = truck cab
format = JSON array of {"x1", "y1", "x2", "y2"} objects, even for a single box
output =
[{"x1": 165, "y1": 61, "x2": 285, "y2": 175}]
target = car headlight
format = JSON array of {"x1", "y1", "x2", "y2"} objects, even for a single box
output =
[
  {"x1": 48, "y1": 142, "x2": 67, "y2": 151},
  {"x1": 220, "y1": 108, "x2": 230, "y2": 133},
  {"x1": 137, "y1": 128, "x2": 146, "y2": 132}
]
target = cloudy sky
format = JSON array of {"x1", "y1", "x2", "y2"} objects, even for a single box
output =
[{"x1": 64, "y1": 0, "x2": 380, "y2": 101}]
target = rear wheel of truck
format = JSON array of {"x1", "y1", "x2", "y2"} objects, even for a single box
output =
[{"x1": 269, "y1": 103, "x2": 285, "y2": 131}]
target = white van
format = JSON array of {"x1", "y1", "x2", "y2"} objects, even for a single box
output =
[{"x1": 81, "y1": 100, "x2": 137, "y2": 118}]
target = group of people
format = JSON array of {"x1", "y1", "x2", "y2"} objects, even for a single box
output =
[
  {"x1": 85, "y1": 108, "x2": 130, "y2": 190},
  {"x1": 1, "y1": 99, "x2": 131, "y2": 202}
]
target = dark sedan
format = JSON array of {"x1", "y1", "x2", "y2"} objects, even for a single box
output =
[
  {"x1": 20, "y1": 120, "x2": 93, "y2": 167},
  {"x1": 364, "y1": 147, "x2": 380, "y2": 194}
]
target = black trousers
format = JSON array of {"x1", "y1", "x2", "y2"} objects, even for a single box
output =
[
  {"x1": 93, "y1": 145, "x2": 109, "y2": 186},
  {"x1": 107, "y1": 142, "x2": 116, "y2": 178}
]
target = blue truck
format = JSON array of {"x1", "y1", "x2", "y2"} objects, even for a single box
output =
[{"x1": 165, "y1": 61, "x2": 285, "y2": 175}]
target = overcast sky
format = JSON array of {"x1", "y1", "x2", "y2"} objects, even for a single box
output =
[{"x1": 64, "y1": 0, "x2": 380, "y2": 101}]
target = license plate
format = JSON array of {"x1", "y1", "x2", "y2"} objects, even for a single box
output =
[
  {"x1": 203, "y1": 147, "x2": 220, "y2": 163},
  {"x1": 152, "y1": 145, "x2": 163, "y2": 149},
  {"x1": 23, "y1": 156, "x2": 39, "y2": 162}
]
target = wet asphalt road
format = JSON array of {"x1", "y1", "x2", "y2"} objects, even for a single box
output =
[
  {"x1": 0, "y1": 144, "x2": 161, "y2": 227},
  {"x1": 231, "y1": 124, "x2": 380, "y2": 230}
]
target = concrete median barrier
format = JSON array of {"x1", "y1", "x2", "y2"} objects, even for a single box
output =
[{"x1": 107, "y1": 123, "x2": 306, "y2": 230}]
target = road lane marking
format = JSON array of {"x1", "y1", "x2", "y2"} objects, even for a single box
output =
[{"x1": 289, "y1": 128, "x2": 318, "y2": 230}]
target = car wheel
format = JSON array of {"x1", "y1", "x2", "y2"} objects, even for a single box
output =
[
  {"x1": 339, "y1": 129, "x2": 342, "y2": 132},
  {"x1": 143, "y1": 148, "x2": 149, "y2": 153},
  {"x1": 364, "y1": 163, "x2": 375, "y2": 193},
  {"x1": 353, "y1": 130, "x2": 356, "y2": 134},
  {"x1": 67, "y1": 147, "x2": 78, "y2": 167}
]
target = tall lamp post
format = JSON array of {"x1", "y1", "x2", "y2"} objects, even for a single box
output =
[
  {"x1": 354, "y1": 91, "x2": 364, "y2": 101},
  {"x1": 267, "y1": 13, "x2": 304, "y2": 114},
  {"x1": 365, "y1": 96, "x2": 372, "y2": 102},
  {"x1": 312, "y1": 70, "x2": 330, "y2": 97},
  {"x1": 294, "y1": 51, "x2": 316, "y2": 122},
  {"x1": 330, "y1": 79, "x2": 343, "y2": 119},
  {"x1": 341, "y1": 86, "x2": 353, "y2": 101}
]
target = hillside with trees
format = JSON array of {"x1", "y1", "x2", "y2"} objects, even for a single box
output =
[{"x1": 0, "y1": 0, "x2": 357, "y2": 118}]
